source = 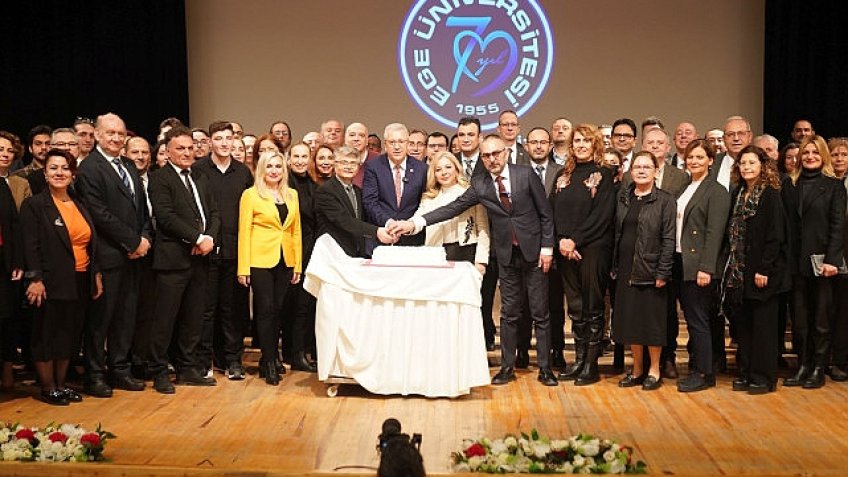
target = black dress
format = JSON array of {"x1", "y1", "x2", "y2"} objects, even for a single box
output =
[{"x1": 612, "y1": 196, "x2": 667, "y2": 346}]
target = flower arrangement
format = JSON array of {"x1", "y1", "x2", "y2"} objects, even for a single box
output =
[
  {"x1": 0, "y1": 422, "x2": 115, "y2": 462},
  {"x1": 451, "y1": 429, "x2": 646, "y2": 474}
]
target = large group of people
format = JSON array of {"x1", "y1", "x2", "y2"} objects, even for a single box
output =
[{"x1": 0, "y1": 111, "x2": 845, "y2": 405}]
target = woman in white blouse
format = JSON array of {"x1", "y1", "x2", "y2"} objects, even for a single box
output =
[{"x1": 413, "y1": 151, "x2": 489, "y2": 274}]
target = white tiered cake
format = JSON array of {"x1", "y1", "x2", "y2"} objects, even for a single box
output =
[{"x1": 370, "y1": 245, "x2": 448, "y2": 266}]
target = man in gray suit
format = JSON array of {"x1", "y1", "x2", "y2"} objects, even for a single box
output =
[
  {"x1": 392, "y1": 135, "x2": 558, "y2": 386},
  {"x1": 497, "y1": 110, "x2": 530, "y2": 166}
]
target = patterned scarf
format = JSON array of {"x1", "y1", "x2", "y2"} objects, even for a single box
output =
[{"x1": 720, "y1": 184, "x2": 765, "y2": 317}]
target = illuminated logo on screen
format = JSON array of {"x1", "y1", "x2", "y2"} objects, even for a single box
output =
[{"x1": 399, "y1": 0, "x2": 554, "y2": 130}]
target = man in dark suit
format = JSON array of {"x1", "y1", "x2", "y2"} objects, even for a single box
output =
[
  {"x1": 668, "y1": 122, "x2": 698, "y2": 170},
  {"x1": 147, "y1": 126, "x2": 221, "y2": 394},
  {"x1": 526, "y1": 127, "x2": 566, "y2": 369},
  {"x1": 75, "y1": 113, "x2": 152, "y2": 397},
  {"x1": 497, "y1": 111, "x2": 530, "y2": 166},
  {"x1": 362, "y1": 123, "x2": 428, "y2": 248},
  {"x1": 393, "y1": 135, "x2": 558, "y2": 387},
  {"x1": 315, "y1": 146, "x2": 396, "y2": 257}
]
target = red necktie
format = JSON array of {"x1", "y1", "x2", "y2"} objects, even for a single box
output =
[
  {"x1": 496, "y1": 176, "x2": 519, "y2": 245},
  {"x1": 394, "y1": 164, "x2": 402, "y2": 207}
]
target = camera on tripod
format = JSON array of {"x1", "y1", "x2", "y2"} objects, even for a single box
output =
[{"x1": 377, "y1": 418, "x2": 422, "y2": 453}]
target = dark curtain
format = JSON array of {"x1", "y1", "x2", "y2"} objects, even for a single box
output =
[
  {"x1": 764, "y1": 1, "x2": 848, "y2": 141},
  {"x1": 0, "y1": 1, "x2": 189, "y2": 144}
]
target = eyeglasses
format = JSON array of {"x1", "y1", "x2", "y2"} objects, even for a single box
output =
[
  {"x1": 613, "y1": 133, "x2": 634, "y2": 140},
  {"x1": 408, "y1": 141, "x2": 426, "y2": 148},
  {"x1": 527, "y1": 140, "x2": 550, "y2": 146},
  {"x1": 337, "y1": 160, "x2": 359, "y2": 167},
  {"x1": 75, "y1": 116, "x2": 94, "y2": 125},
  {"x1": 479, "y1": 148, "x2": 505, "y2": 160}
]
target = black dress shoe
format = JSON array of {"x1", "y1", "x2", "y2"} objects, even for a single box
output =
[
  {"x1": 59, "y1": 387, "x2": 83, "y2": 402},
  {"x1": 829, "y1": 366, "x2": 848, "y2": 382},
  {"x1": 275, "y1": 359, "x2": 287, "y2": 375},
  {"x1": 731, "y1": 377, "x2": 750, "y2": 391},
  {"x1": 153, "y1": 374, "x2": 175, "y2": 394},
  {"x1": 40, "y1": 389, "x2": 70, "y2": 406},
  {"x1": 176, "y1": 369, "x2": 217, "y2": 386},
  {"x1": 641, "y1": 375, "x2": 662, "y2": 391},
  {"x1": 486, "y1": 341, "x2": 496, "y2": 352},
  {"x1": 262, "y1": 361, "x2": 280, "y2": 386},
  {"x1": 111, "y1": 374, "x2": 145, "y2": 391},
  {"x1": 515, "y1": 350, "x2": 530, "y2": 369},
  {"x1": 661, "y1": 361, "x2": 678, "y2": 379},
  {"x1": 677, "y1": 373, "x2": 714, "y2": 393},
  {"x1": 618, "y1": 373, "x2": 645, "y2": 388},
  {"x1": 550, "y1": 351, "x2": 567, "y2": 370},
  {"x1": 783, "y1": 366, "x2": 810, "y2": 387},
  {"x1": 537, "y1": 368, "x2": 558, "y2": 386},
  {"x1": 291, "y1": 353, "x2": 318, "y2": 372},
  {"x1": 801, "y1": 367, "x2": 825, "y2": 389},
  {"x1": 491, "y1": 367, "x2": 516, "y2": 385},
  {"x1": 84, "y1": 380, "x2": 113, "y2": 398},
  {"x1": 747, "y1": 381, "x2": 777, "y2": 395}
]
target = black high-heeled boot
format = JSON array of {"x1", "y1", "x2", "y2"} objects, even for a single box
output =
[{"x1": 261, "y1": 361, "x2": 280, "y2": 385}]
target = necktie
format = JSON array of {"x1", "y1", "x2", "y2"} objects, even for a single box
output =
[
  {"x1": 112, "y1": 158, "x2": 134, "y2": 198},
  {"x1": 393, "y1": 164, "x2": 403, "y2": 207},
  {"x1": 345, "y1": 184, "x2": 358, "y2": 218},
  {"x1": 464, "y1": 159, "x2": 474, "y2": 179},
  {"x1": 495, "y1": 175, "x2": 512, "y2": 213},
  {"x1": 495, "y1": 175, "x2": 519, "y2": 245},
  {"x1": 510, "y1": 147, "x2": 516, "y2": 164},
  {"x1": 535, "y1": 164, "x2": 545, "y2": 181}
]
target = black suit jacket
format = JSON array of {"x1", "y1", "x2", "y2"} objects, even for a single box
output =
[
  {"x1": 20, "y1": 191, "x2": 99, "y2": 300},
  {"x1": 316, "y1": 176, "x2": 378, "y2": 258},
  {"x1": 733, "y1": 186, "x2": 789, "y2": 299},
  {"x1": 0, "y1": 180, "x2": 23, "y2": 273},
  {"x1": 781, "y1": 173, "x2": 847, "y2": 276},
  {"x1": 423, "y1": 164, "x2": 554, "y2": 265},
  {"x1": 76, "y1": 148, "x2": 151, "y2": 270},
  {"x1": 149, "y1": 164, "x2": 221, "y2": 271}
]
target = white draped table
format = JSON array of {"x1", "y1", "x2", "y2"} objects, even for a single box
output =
[{"x1": 303, "y1": 234, "x2": 491, "y2": 397}]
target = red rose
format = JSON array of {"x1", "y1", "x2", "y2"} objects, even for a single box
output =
[
  {"x1": 465, "y1": 442, "x2": 486, "y2": 458},
  {"x1": 81, "y1": 433, "x2": 101, "y2": 447},
  {"x1": 15, "y1": 428, "x2": 35, "y2": 441},
  {"x1": 48, "y1": 431, "x2": 68, "y2": 443}
]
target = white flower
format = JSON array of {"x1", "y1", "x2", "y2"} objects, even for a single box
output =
[
  {"x1": 453, "y1": 462, "x2": 470, "y2": 472},
  {"x1": 532, "y1": 441, "x2": 551, "y2": 459},
  {"x1": 489, "y1": 439, "x2": 508, "y2": 455},
  {"x1": 608, "y1": 460, "x2": 625, "y2": 474},
  {"x1": 603, "y1": 449, "x2": 617, "y2": 462},
  {"x1": 581, "y1": 439, "x2": 600, "y2": 456},
  {"x1": 560, "y1": 462, "x2": 574, "y2": 473},
  {"x1": 520, "y1": 440, "x2": 534, "y2": 456},
  {"x1": 573, "y1": 454, "x2": 585, "y2": 467},
  {"x1": 467, "y1": 456, "x2": 483, "y2": 470},
  {"x1": 503, "y1": 436, "x2": 518, "y2": 448}
]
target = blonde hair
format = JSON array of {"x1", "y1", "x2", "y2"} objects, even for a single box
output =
[
  {"x1": 423, "y1": 151, "x2": 468, "y2": 199},
  {"x1": 789, "y1": 135, "x2": 836, "y2": 185},
  {"x1": 254, "y1": 151, "x2": 292, "y2": 201}
]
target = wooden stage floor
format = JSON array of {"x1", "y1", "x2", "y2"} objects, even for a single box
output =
[{"x1": 2, "y1": 345, "x2": 848, "y2": 477}]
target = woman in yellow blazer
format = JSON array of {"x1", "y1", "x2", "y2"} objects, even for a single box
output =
[{"x1": 238, "y1": 151, "x2": 302, "y2": 385}]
